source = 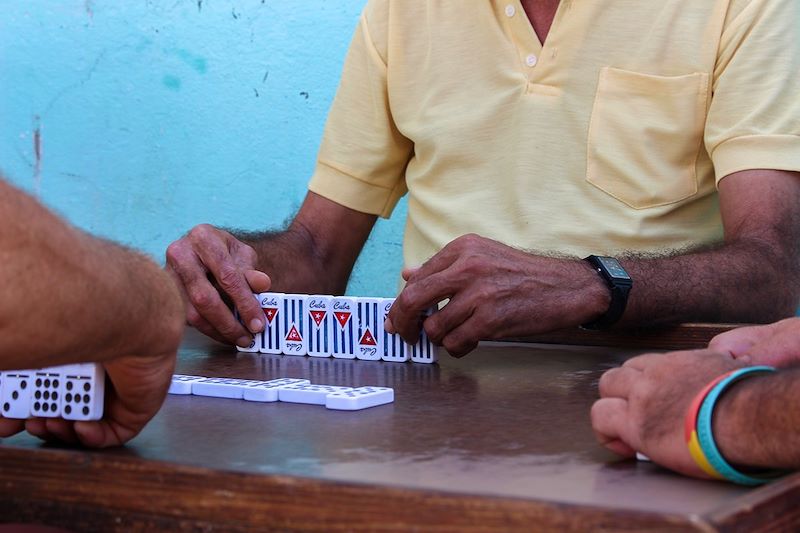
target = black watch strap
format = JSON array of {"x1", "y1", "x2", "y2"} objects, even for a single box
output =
[{"x1": 581, "y1": 255, "x2": 632, "y2": 330}]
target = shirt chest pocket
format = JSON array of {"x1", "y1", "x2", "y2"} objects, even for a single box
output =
[{"x1": 586, "y1": 67, "x2": 710, "y2": 209}]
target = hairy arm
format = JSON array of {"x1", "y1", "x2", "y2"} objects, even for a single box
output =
[
  {"x1": 166, "y1": 191, "x2": 376, "y2": 345},
  {"x1": 713, "y1": 368, "x2": 800, "y2": 469},
  {"x1": 388, "y1": 169, "x2": 800, "y2": 356},
  {"x1": 0, "y1": 177, "x2": 185, "y2": 447},
  {"x1": 0, "y1": 179, "x2": 184, "y2": 369},
  {"x1": 621, "y1": 169, "x2": 800, "y2": 325}
]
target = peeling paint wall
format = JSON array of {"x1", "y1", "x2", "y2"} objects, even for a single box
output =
[{"x1": 0, "y1": 0, "x2": 405, "y2": 297}]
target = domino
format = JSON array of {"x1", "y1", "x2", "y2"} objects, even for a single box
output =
[
  {"x1": 636, "y1": 452, "x2": 651, "y2": 462},
  {"x1": 168, "y1": 374, "x2": 207, "y2": 395},
  {"x1": 278, "y1": 383, "x2": 353, "y2": 405},
  {"x1": 1, "y1": 369, "x2": 34, "y2": 419},
  {"x1": 258, "y1": 292, "x2": 283, "y2": 354},
  {"x1": 355, "y1": 298, "x2": 382, "y2": 361},
  {"x1": 191, "y1": 377, "x2": 271, "y2": 400},
  {"x1": 325, "y1": 386, "x2": 394, "y2": 411},
  {"x1": 281, "y1": 294, "x2": 308, "y2": 356},
  {"x1": 242, "y1": 378, "x2": 310, "y2": 402},
  {"x1": 410, "y1": 307, "x2": 438, "y2": 364},
  {"x1": 60, "y1": 363, "x2": 105, "y2": 421},
  {"x1": 31, "y1": 367, "x2": 63, "y2": 418},
  {"x1": 306, "y1": 295, "x2": 332, "y2": 357},
  {"x1": 330, "y1": 296, "x2": 356, "y2": 359},
  {"x1": 380, "y1": 298, "x2": 409, "y2": 362}
]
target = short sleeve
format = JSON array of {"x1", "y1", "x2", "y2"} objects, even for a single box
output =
[
  {"x1": 705, "y1": 0, "x2": 800, "y2": 184},
  {"x1": 308, "y1": 2, "x2": 412, "y2": 218}
]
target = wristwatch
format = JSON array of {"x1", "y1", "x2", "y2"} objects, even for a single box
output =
[{"x1": 581, "y1": 255, "x2": 633, "y2": 330}]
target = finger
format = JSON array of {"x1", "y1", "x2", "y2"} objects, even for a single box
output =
[
  {"x1": 404, "y1": 242, "x2": 462, "y2": 283},
  {"x1": 590, "y1": 397, "x2": 637, "y2": 456},
  {"x1": 244, "y1": 269, "x2": 271, "y2": 293},
  {"x1": 401, "y1": 266, "x2": 421, "y2": 281},
  {"x1": 25, "y1": 417, "x2": 55, "y2": 441},
  {"x1": 186, "y1": 301, "x2": 235, "y2": 345},
  {"x1": 598, "y1": 366, "x2": 641, "y2": 399},
  {"x1": 167, "y1": 242, "x2": 252, "y2": 345},
  {"x1": 43, "y1": 418, "x2": 80, "y2": 444},
  {"x1": 709, "y1": 324, "x2": 771, "y2": 357},
  {"x1": 440, "y1": 315, "x2": 482, "y2": 358},
  {"x1": 390, "y1": 270, "x2": 457, "y2": 343},
  {"x1": 621, "y1": 352, "x2": 664, "y2": 371},
  {"x1": 191, "y1": 237, "x2": 265, "y2": 335},
  {"x1": 0, "y1": 418, "x2": 25, "y2": 437},
  {"x1": 423, "y1": 297, "x2": 474, "y2": 345}
]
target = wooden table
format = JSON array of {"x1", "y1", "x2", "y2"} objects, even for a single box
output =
[{"x1": 0, "y1": 327, "x2": 798, "y2": 532}]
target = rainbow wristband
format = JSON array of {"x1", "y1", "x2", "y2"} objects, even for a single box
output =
[
  {"x1": 684, "y1": 370, "x2": 734, "y2": 480},
  {"x1": 695, "y1": 366, "x2": 779, "y2": 486}
]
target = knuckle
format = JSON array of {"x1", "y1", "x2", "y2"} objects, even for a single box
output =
[
  {"x1": 188, "y1": 286, "x2": 216, "y2": 311},
  {"x1": 165, "y1": 241, "x2": 185, "y2": 264},
  {"x1": 216, "y1": 264, "x2": 243, "y2": 290}
]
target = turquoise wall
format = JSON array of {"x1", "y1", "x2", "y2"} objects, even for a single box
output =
[{"x1": 0, "y1": 0, "x2": 405, "y2": 297}]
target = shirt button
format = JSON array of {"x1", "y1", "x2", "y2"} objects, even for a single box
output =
[
  {"x1": 505, "y1": 5, "x2": 516, "y2": 17},
  {"x1": 525, "y1": 53, "x2": 538, "y2": 67}
]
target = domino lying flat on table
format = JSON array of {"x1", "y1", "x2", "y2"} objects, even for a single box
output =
[
  {"x1": 0, "y1": 363, "x2": 105, "y2": 421},
  {"x1": 236, "y1": 293, "x2": 438, "y2": 364},
  {"x1": 169, "y1": 375, "x2": 394, "y2": 411}
]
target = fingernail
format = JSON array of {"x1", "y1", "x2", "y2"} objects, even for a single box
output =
[
  {"x1": 249, "y1": 318, "x2": 264, "y2": 333},
  {"x1": 384, "y1": 318, "x2": 395, "y2": 333},
  {"x1": 236, "y1": 336, "x2": 253, "y2": 348}
]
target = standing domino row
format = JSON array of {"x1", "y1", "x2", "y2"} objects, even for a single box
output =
[
  {"x1": 0, "y1": 363, "x2": 105, "y2": 421},
  {"x1": 237, "y1": 293, "x2": 437, "y2": 364}
]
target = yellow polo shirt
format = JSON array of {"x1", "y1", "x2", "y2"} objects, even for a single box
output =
[{"x1": 309, "y1": 0, "x2": 800, "y2": 267}]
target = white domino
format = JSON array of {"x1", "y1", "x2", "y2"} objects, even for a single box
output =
[
  {"x1": 278, "y1": 383, "x2": 353, "y2": 405},
  {"x1": 325, "y1": 386, "x2": 394, "y2": 411},
  {"x1": 380, "y1": 298, "x2": 409, "y2": 362},
  {"x1": 330, "y1": 296, "x2": 356, "y2": 359},
  {"x1": 234, "y1": 296, "x2": 261, "y2": 353},
  {"x1": 636, "y1": 452, "x2": 651, "y2": 462},
  {"x1": 1, "y1": 369, "x2": 34, "y2": 419},
  {"x1": 411, "y1": 307, "x2": 438, "y2": 364},
  {"x1": 191, "y1": 377, "x2": 271, "y2": 400},
  {"x1": 60, "y1": 363, "x2": 105, "y2": 421},
  {"x1": 281, "y1": 294, "x2": 308, "y2": 356},
  {"x1": 306, "y1": 295, "x2": 333, "y2": 357},
  {"x1": 30, "y1": 367, "x2": 63, "y2": 418},
  {"x1": 258, "y1": 292, "x2": 283, "y2": 354},
  {"x1": 242, "y1": 378, "x2": 310, "y2": 402},
  {"x1": 355, "y1": 298, "x2": 382, "y2": 361},
  {"x1": 168, "y1": 374, "x2": 207, "y2": 395}
]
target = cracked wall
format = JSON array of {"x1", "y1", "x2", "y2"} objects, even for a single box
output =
[{"x1": 0, "y1": 0, "x2": 405, "y2": 297}]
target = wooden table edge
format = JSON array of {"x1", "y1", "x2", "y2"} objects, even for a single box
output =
[{"x1": 0, "y1": 445, "x2": 708, "y2": 532}]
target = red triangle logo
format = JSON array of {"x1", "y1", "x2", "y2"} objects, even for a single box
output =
[
  {"x1": 334, "y1": 311, "x2": 351, "y2": 328},
  {"x1": 263, "y1": 307, "x2": 278, "y2": 324},
  {"x1": 285, "y1": 325, "x2": 302, "y2": 342},
  {"x1": 310, "y1": 310, "x2": 327, "y2": 327},
  {"x1": 359, "y1": 328, "x2": 377, "y2": 346}
]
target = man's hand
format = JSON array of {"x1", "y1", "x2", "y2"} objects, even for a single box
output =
[
  {"x1": 166, "y1": 224, "x2": 271, "y2": 346},
  {"x1": 591, "y1": 349, "x2": 747, "y2": 478},
  {"x1": 385, "y1": 234, "x2": 608, "y2": 357},
  {"x1": 709, "y1": 317, "x2": 800, "y2": 368},
  {"x1": 10, "y1": 350, "x2": 176, "y2": 448}
]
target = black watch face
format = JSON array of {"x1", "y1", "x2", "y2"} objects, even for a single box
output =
[{"x1": 597, "y1": 257, "x2": 631, "y2": 280}]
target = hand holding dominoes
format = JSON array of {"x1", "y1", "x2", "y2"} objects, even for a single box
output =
[
  {"x1": 1, "y1": 350, "x2": 175, "y2": 447},
  {"x1": 387, "y1": 234, "x2": 603, "y2": 357}
]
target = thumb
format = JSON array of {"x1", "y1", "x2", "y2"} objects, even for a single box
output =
[{"x1": 244, "y1": 270, "x2": 271, "y2": 292}]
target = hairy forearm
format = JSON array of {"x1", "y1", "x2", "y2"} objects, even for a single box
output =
[
  {"x1": 713, "y1": 368, "x2": 800, "y2": 469},
  {"x1": 234, "y1": 222, "x2": 352, "y2": 296},
  {"x1": 0, "y1": 180, "x2": 184, "y2": 369},
  {"x1": 619, "y1": 237, "x2": 800, "y2": 327}
]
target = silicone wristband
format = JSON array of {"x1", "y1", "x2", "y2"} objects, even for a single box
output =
[
  {"x1": 684, "y1": 371, "x2": 734, "y2": 480},
  {"x1": 696, "y1": 366, "x2": 778, "y2": 486}
]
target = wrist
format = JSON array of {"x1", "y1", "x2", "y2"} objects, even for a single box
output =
[{"x1": 712, "y1": 373, "x2": 772, "y2": 468}]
